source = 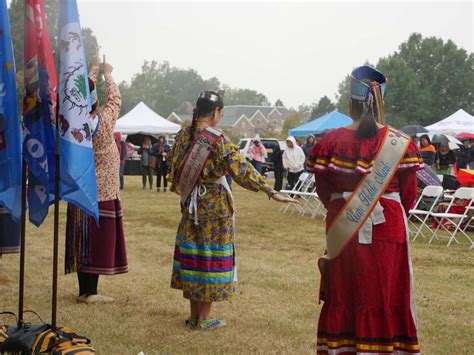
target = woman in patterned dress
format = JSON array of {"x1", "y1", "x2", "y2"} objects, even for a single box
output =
[
  {"x1": 169, "y1": 91, "x2": 296, "y2": 330},
  {"x1": 65, "y1": 55, "x2": 128, "y2": 304}
]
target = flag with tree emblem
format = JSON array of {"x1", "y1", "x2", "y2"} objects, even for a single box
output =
[{"x1": 59, "y1": 0, "x2": 98, "y2": 222}]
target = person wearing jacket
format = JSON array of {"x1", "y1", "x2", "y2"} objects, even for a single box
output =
[
  {"x1": 138, "y1": 136, "x2": 154, "y2": 189},
  {"x1": 114, "y1": 132, "x2": 127, "y2": 190},
  {"x1": 151, "y1": 136, "x2": 171, "y2": 192},
  {"x1": 272, "y1": 144, "x2": 284, "y2": 191},
  {"x1": 283, "y1": 136, "x2": 306, "y2": 190},
  {"x1": 249, "y1": 138, "x2": 268, "y2": 174},
  {"x1": 303, "y1": 135, "x2": 316, "y2": 157}
]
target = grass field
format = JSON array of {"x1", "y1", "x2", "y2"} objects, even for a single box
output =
[{"x1": 1, "y1": 176, "x2": 473, "y2": 354}]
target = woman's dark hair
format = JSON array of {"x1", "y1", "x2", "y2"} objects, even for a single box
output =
[
  {"x1": 189, "y1": 91, "x2": 224, "y2": 144},
  {"x1": 351, "y1": 98, "x2": 378, "y2": 139},
  {"x1": 420, "y1": 134, "x2": 431, "y2": 147},
  {"x1": 158, "y1": 135, "x2": 166, "y2": 144}
]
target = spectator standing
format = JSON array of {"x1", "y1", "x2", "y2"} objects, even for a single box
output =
[
  {"x1": 151, "y1": 136, "x2": 171, "y2": 192},
  {"x1": 283, "y1": 136, "x2": 306, "y2": 189},
  {"x1": 138, "y1": 136, "x2": 154, "y2": 189},
  {"x1": 419, "y1": 134, "x2": 436, "y2": 167},
  {"x1": 272, "y1": 143, "x2": 284, "y2": 191},
  {"x1": 303, "y1": 135, "x2": 315, "y2": 157},
  {"x1": 249, "y1": 138, "x2": 267, "y2": 174},
  {"x1": 114, "y1": 132, "x2": 127, "y2": 190},
  {"x1": 436, "y1": 142, "x2": 456, "y2": 174}
]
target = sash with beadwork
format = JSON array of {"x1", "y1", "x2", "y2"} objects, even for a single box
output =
[
  {"x1": 318, "y1": 127, "x2": 411, "y2": 301},
  {"x1": 177, "y1": 126, "x2": 224, "y2": 206}
]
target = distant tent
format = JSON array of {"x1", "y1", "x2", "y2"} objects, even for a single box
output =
[
  {"x1": 114, "y1": 102, "x2": 181, "y2": 135},
  {"x1": 425, "y1": 109, "x2": 474, "y2": 134},
  {"x1": 289, "y1": 111, "x2": 352, "y2": 136}
]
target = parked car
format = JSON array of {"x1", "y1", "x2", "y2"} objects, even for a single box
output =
[{"x1": 238, "y1": 138, "x2": 284, "y2": 173}]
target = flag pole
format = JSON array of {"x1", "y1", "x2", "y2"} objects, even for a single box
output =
[
  {"x1": 52, "y1": 1, "x2": 62, "y2": 330},
  {"x1": 51, "y1": 93, "x2": 60, "y2": 330},
  {"x1": 18, "y1": 159, "x2": 27, "y2": 326}
]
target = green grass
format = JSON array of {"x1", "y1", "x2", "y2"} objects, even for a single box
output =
[{"x1": 1, "y1": 176, "x2": 473, "y2": 354}]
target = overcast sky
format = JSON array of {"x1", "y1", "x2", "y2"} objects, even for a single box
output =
[{"x1": 73, "y1": 0, "x2": 472, "y2": 109}]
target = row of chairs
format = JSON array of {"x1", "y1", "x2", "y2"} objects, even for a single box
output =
[
  {"x1": 278, "y1": 174, "x2": 474, "y2": 250},
  {"x1": 278, "y1": 172, "x2": 326, "y2": 219},
  {"x1": 409, "y1": 186, "x2": 474, "y2": 249}
]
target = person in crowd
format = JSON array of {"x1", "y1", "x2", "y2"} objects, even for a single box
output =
[
  {"x1": 114, "y1": 132, "x2": 127, "y2": 190},
  {"x1": 138, "y1": 136, "x2": 154, "y2": 190},
  {"x1": 0, "y1": 207, "x2": 20, "y2": 256},
  {"x1": 151, "y1": 136, "x2": 171, "y2": 192},
  {"x1": 125, "y1": 139, "x2": 135, "y2": 159},
  {"x1": 457, "y1": 140, "x2": 471, "y2": 170},
  {"x1": 295, "y1": 138, "x2": 303, "y2": 147},
  {"x1": 249, "y1": 138, "x2": 267, "y2": 174},
  {"x1": 436, "y1": 142, "x2": 456, "y2": 174},
  {"x1": 65, "y1": 55, "x2": 128, "y2": 304},
  {"x1": 168, "y1": 91, "x2": 297, "y2": 331},
  {"x1": 419, "y1": 134, "x2": 436, "y2": 167},
  {"x1": 307, "y1": 65, "x2": 422, "y2": 354},
  {"x1": 272, "y1": 143, "x2": 284, "y2": 191},
  {"x1": 283, "y1": 136, "x2": 306, "y2": 190},
  {"x1": 303, "y1": 135, "x2": 315, "y2": 157}
]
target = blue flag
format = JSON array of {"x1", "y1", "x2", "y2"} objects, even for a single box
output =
[
  {"x1": 0, "y1": 0, "x2": 23, "y2": 221},
  {"x1": 23, "y1": 0, "x2": 57, "y2": 226},
  {"x1": 59, "y1": 0, "x2": 98, "y2": 222}
]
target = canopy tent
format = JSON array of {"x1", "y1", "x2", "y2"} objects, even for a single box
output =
[
  {"x1": 289, "y1": 111, "x2": 352, "y2": 136},
  {"x1": 424, "y1": 109, "x2": 474, "y2": 134},
  {"x1": 114, "y1": 102, "x2": 181, "y2": 135}
]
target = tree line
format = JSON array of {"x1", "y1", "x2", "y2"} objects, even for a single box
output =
[
  {"x1": 308, "y1": 33, "x2": 473, "y2": 128},
  {"x1": 9, "y1": 1, "x2": 473, "y2": 129}
]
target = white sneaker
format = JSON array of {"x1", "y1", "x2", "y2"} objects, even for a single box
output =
[{"x1": 84, "y1": 294, "x2": 114, "y2": 304}]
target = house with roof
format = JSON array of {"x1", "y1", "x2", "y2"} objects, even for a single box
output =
[{"x1": 167, "y1": 105, "x2": 291, "y2": 137}]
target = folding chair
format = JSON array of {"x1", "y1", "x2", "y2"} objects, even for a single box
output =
[
  {"x1": 408, "y1": 186, "x2": 443, "y2": 241},
  {"x1": 310, "y1": 190, "x2": 326, "y2": 220},
  {"x1": 290, "y1": 175, "x2": 327, "y2": 219},
  {"x1": 290, "y1": 174, "x2": 317, "y2": 216},
  {"x1": 279, "y1": 172, "x2": 311, "y2": 214},
  {"x1": 305, "y1": 176, "x2": 326, "y2": 219},
  {"x1": 461, "y1": 207, "x2": 474, "y2": 250},
  {"x1": 429, "y1": 187, "x2": 474, "y2": 248}
]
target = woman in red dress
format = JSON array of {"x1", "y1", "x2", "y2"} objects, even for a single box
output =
[{"x1": 307, "y1": 66, "x2": 423, "y2": 354}]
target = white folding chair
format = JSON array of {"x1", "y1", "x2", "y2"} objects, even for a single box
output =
[
  {"x1": 289, "y1": 174, "x2": 327, "y2": 219},
  {"x1": 305, "y1": 176, "x2": 326, "y2": 219},
  {"x1": 408, "y1": 186, "x2": 443, "y2": 241},
  {"x1": 310, "y1": 191, "x2": 326, "y2": 220},
  {"x1": 279, "y1": 172, "x2": 311, "y2": 214},
  {"x1": 429, "y1": 187, "x2": 474, "y2": 248},
  {"x1": 290, "y1": 175, "x2": 318, "y2": 216},
  {"x1": 461, "y1": 207, "x2": 474, "y2": 250}
]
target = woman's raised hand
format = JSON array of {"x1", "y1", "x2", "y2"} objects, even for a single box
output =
[
  {"x1": 91, "y1": 54, "x2": 101, "y2": 69},
  {"x1": 103, "y1": 56, "x2": 114, "y2": 76}
]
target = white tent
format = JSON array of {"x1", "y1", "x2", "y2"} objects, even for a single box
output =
[
  {"x1": 114, "y1": 102, "x2": 181, "y2": 135},
  {"x1": 425, "y1": 109, "x2": 474, "y2": 134}
]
